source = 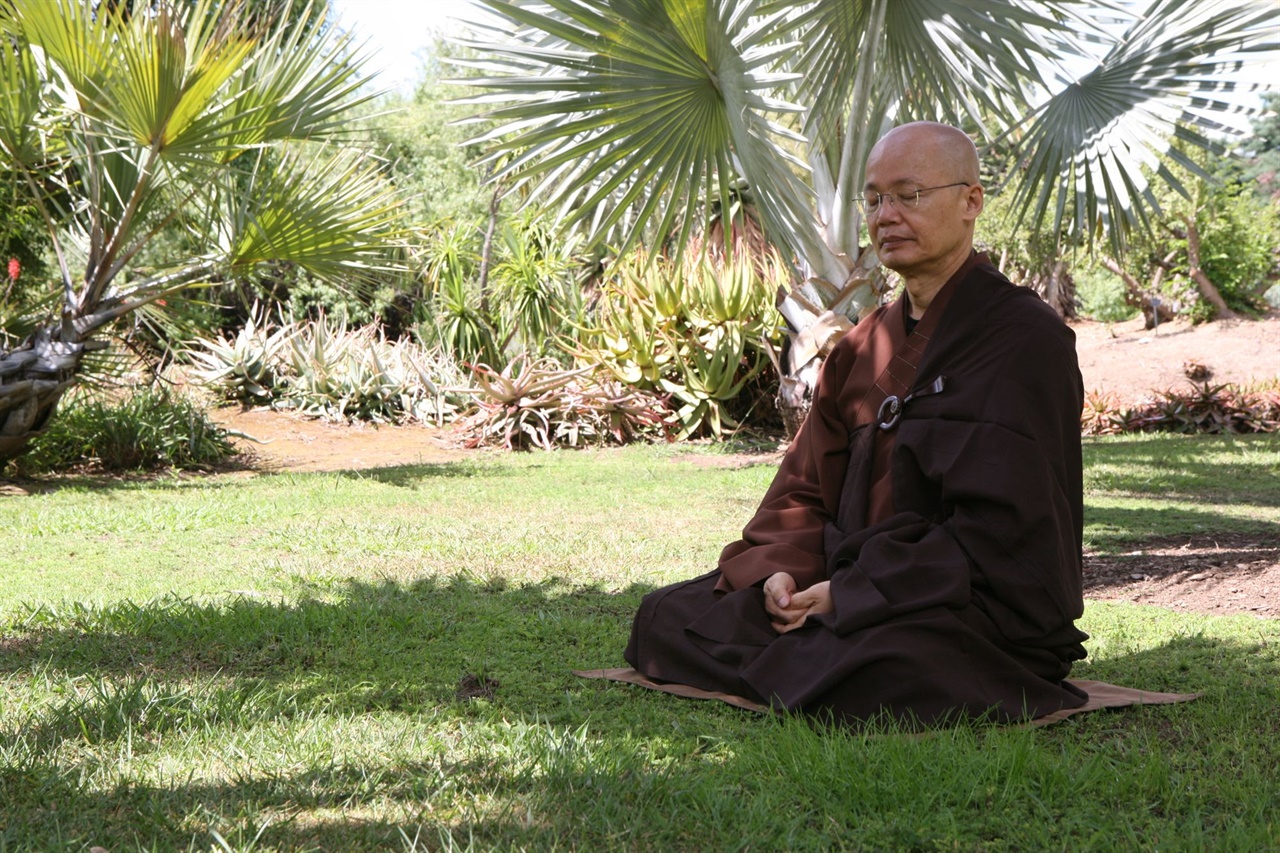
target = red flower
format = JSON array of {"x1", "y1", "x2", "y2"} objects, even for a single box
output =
[{"x1": 6, "y1": 258, "x2": 18, "y2": 282}]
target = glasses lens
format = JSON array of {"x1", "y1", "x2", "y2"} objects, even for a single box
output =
[{"x1": 858, "y1": 194, "x2": 880, "y2": 214}]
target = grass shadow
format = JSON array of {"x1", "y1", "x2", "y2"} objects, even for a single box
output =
[
  {"x1": 1084, "y1": 433, "x2": 1280, "y2": 507},
  {"x1": 1084, "y1": 504, "x2": 1280, "y2": 552},
  {"x1": 3, "y1": 605, "x2": 1276, "y2": 849}
]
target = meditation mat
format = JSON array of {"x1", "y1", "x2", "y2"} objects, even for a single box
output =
[{"x1": 575, "y1": 668, "x2": 1200, "y2": 728}]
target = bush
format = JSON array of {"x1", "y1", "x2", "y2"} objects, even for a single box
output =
[
  {"x1": 13, "y1": 388, "x2": 237, "y2": 474},
  {"x1": 1075, "y1": 266, "x2": 1139, "y2": 323},
  {"x1": 1197, "y1": 180, "x2": 1280, "y2": 314}
]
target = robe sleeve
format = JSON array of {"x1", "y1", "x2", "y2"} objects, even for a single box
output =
[
  {"x1": 825, "y1": 312, "x2": 1086, "y2": 650},
  {"x1": 715, "y1": 320, "x2": 876, "y2": 593}
]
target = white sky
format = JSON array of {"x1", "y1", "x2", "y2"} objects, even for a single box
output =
[{"x1": 330, "y1": 0, "x2": 500, "y2": 94}]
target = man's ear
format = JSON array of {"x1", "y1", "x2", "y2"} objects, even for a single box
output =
[{"x1": 964, "y1": 184, "x2": 985, "y2": 220}]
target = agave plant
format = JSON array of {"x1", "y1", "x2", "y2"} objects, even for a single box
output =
[
  {"x1": 456, "y1": 0, "x2": 1280, "y2": 422},
  {"x1": 0, "y1": 0, "x2": 405, "y2": 464},
  {"x1": 186, "y1": 302, "x2": 294, "y2": 403}
]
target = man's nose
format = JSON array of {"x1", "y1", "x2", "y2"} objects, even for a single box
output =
[{"x1": 872, "y1": 197, "x2": 902, "y2": 224}]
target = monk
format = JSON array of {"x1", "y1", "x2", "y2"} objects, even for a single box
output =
[{"x1": 623, "y1": 121, "x2": 1090, "y2": 727}]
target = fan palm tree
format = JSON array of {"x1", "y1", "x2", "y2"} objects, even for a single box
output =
[
  {"x1": 0, "y1": 0, "x2": 405, "y2": 463},
  {"x1": 455, "y1": 0, "x2": 1279, "y2": 420}
]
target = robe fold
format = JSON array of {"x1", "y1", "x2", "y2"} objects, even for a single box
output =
[{"x1": 624, "y1": 253, "x2": 1090, "y2": 726}]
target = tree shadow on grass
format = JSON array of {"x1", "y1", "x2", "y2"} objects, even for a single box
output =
[
  {"x1": 3, "y1": 607, "x2": 1276, "y2": 850},
  {"x1": 0, "y1": 458, "x2": 512, "y2": 497},
  {"x1": 1083, "y1": 434, "x2": 1280, "y2": 507},
  {"x1": 332, "y1": 459, "x2": 517, "y2": 488},
  {"x1": 1085, "y1": 504, "x2": 1280, "y2": 553}
]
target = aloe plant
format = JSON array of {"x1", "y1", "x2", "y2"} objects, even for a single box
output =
[
  {"x1": 188, "y1": 311, "x2": 474, "y2": 426},
  {"x1": 574, "y1": 250, "x2": 783, "y2": 438},
  {"x1": 186, "y1": 303, "x2": 294, "y2": 403}
]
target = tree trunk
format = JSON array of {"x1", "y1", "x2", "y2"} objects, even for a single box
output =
[
  {"x1": 0, "y1": 329, "x2": 98, "y2": 464},
  {"x1": 477, "y1": 182, "x2": 504, "y2": 318},
  {"x1": 1032, "y1": 260, "x2": 1076, "y2": 319},
  {"x1": 1184, "y1": 215, "x2": 1238, "y2": 321},
  {"x1": 1100, "y1": 257, "x2": 1146, "y2": 309}
]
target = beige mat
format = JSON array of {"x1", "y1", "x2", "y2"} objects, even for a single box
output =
[{"x1": 575, "y1": 668, "x2": 1201, "y2": 727}]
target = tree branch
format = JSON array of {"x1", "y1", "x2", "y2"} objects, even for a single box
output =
[
  {"x1": 1183, "y1": 215, "x2": 1237, "y2": 320},
  {"x1": 1100, "y1": 257, "x2": 1145, "y2": 308}
]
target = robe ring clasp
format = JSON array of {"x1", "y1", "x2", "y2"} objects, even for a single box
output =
[{"x1": 876, "y1": 396, "x2": 902, "y2": 430}]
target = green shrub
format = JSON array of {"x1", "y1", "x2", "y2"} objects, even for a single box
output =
[
  {"x1": 1074, "y1": 266, "x2": 1138, "y2": 323},
  {"x1": 13, "y1": 388, "x2": 237, "y2": 474},
  {"x1": 1197, "y1": 181, "x2": 1280, "y2": 314}
]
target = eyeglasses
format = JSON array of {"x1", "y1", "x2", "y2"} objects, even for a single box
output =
[{"x1": 855, "y1": 182, "x2": 971, "y2": 216}]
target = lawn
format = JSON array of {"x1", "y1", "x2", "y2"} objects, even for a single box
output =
[{"x1": 1, "y1": 435, "x2": 1278, "y2": 850}]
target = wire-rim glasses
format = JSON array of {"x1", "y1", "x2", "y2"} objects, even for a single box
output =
[{"x1": 856, "y1": 182, "x2": 971, "y2": 216}]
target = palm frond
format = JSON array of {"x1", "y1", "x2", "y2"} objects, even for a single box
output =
[
  {"x1": 1009, "y1": 0, "x2": 1280, "y2": 255},
  {"x1": 229, "y1": 148, "x2": 407, "y2": 282},
  {"x1": 458, "y1": 0, "x2": 829, "y2": 268}
]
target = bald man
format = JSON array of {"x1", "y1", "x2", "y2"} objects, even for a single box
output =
[{"x1": 624, "y1": 122, "x2": 1090, "y2": 727}]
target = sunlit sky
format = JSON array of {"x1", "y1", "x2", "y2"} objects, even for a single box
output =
[{"x1": 330, "y1": 0, "x2": 500, "y2": 93}]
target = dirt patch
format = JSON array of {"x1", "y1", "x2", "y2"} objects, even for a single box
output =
[
  {"x1": 455, "y1": 673, "x2": 500, "y2": 702},
  {"x1": 212, "y1": 406, "x2": 469, "y2": 473},
  {"x1": 1072, "y1": 313, "x2": 1280, "y2": 403},
  {"x1": 1084, "y1": 533, "x2": 1280, "y2": 618}
]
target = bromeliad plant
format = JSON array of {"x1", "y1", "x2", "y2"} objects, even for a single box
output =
[
  {"x1": 575, "y1": 250, "x2": 785, "y2": 439},
  {"x1": 0, "y1": 0, "x2": 405, "y2": 464},
  {"x1": 1081, "y1": 381, "x2": 1280, "y2": 435},
  {"x1": 456, "y1": 356, "x2": 672, "y2": 450}
]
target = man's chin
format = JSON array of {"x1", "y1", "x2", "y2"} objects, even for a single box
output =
[{"x1": 877, "y1": 249, "x2": 913, "y2": 271}]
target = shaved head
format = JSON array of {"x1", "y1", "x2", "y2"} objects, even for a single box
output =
[{"x1": 869, "y1": 122, "x2": 981, "y2": 187}]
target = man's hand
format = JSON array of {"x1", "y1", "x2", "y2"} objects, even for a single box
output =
[{"x1": 763, "y1": 573, "x2": 833, "y2": 634}]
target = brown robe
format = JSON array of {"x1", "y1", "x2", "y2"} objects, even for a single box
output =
[{"x1": 625, "y1": 253, "x2": 1090, "y2": 726}]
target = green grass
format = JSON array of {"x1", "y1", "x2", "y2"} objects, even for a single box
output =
[
  {"x1": 1083, "y1": 433, "x2": 1280, "y2": 550},
  {"x1": 1, "y1": 437, "x2": 1278, "y2": 850}
]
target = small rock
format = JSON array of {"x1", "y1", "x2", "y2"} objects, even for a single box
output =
[
  {"x1": 1188, "y1": 573, "x2": 1207, "y2": 581},
  {"x1": 1129, "y1": 573, "x2": 1145, "y2": 580}
]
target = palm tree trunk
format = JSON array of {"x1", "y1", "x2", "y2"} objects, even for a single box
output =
[{"x1": 0, "y1": 329, "x2": 98, "y2": 464}]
